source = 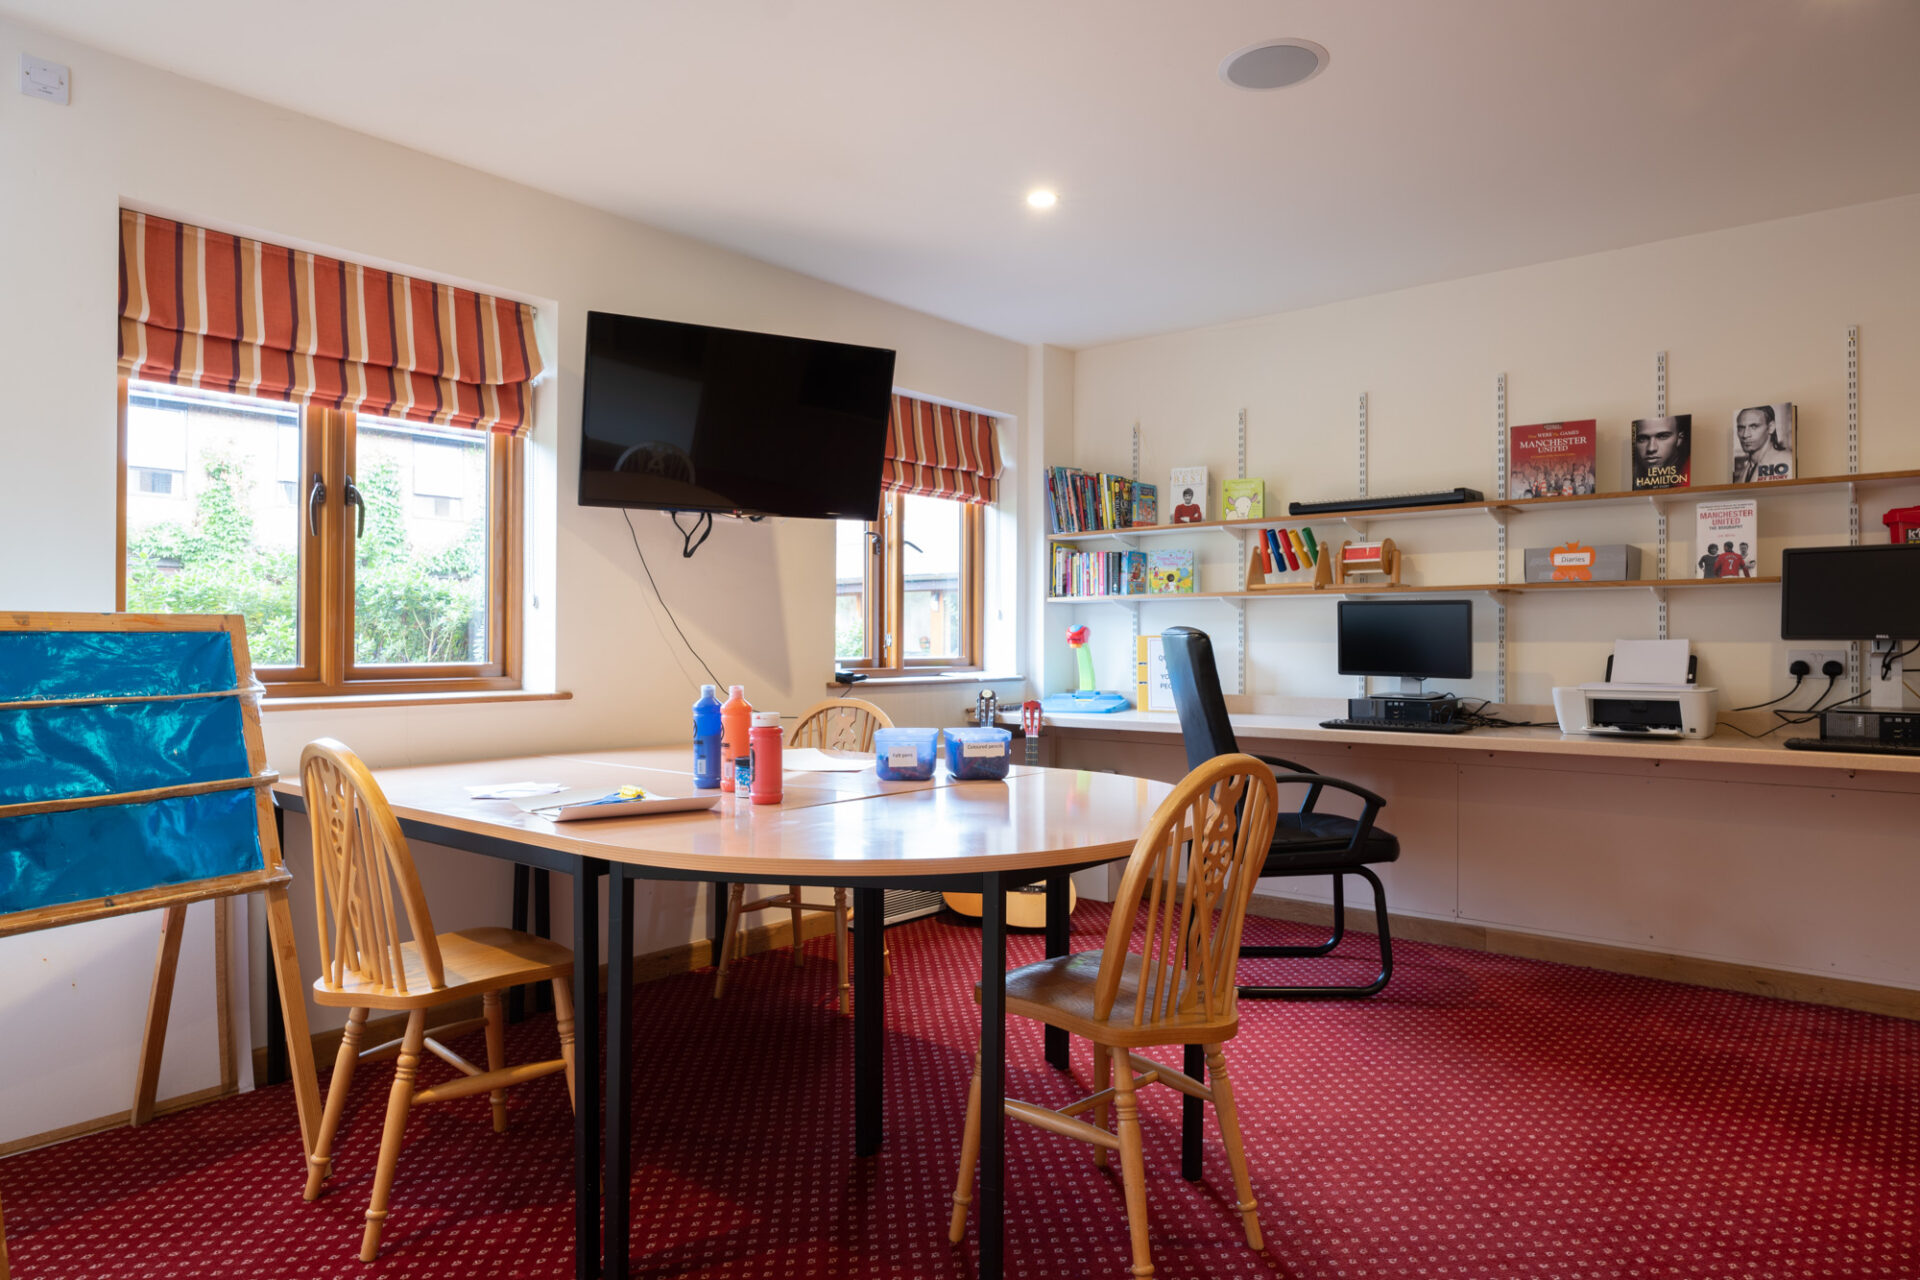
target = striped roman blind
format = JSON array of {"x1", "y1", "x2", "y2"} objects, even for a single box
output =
[
  {"x1": 117, "y1": 209, "x2": 547, "y2": 435},
  {"x1": 883, "y1": 394, "x2": 1002, "y2": 505}
]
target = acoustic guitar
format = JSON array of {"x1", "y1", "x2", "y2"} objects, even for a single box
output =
[{"x1": 943, "y1": 701, "x2": 1079, "y2": 928}]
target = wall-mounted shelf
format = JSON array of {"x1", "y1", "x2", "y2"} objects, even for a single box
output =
[
  {"x1": 1046, "y1": 467, "x2": 1920, "y2": 545},
  {"x1": 1048, "y1": 576, "x2": 1780, "y2": 605}
]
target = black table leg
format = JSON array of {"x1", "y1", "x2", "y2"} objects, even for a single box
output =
[
  {"x1": 264, "y1": 801, "x2": 290, "y2": 1086},
  {"x1": 604, "y1": 869, "x2": 635, "y2": 1280},
  {"x1": 533, "y1": 869, "x2": 554, "y2": 1012},
  {"x1": 979, "y1": 873, "x2": 1007, "y2": 1279},
  {"x1": 509, "y1": 865, "x2": 532, "y2": 1023},
  {"x1": 853, "y1": 886, "x2": 886, "y2": 1157},
  {"x1": 709, "y1": 880, "x2": 728, "y2": 950},
  {"x1": 1182, "y1": 1044, "x2": 1205, "y2": 1181},
  {"x1": 1043, "y1": 874, "x2": 1071, "y2": 1071},
  {"x1": 572, "y1": 864, "x2": 602, "y2": 1280}
]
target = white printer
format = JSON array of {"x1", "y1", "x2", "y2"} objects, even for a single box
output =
[{"x1": 1552, "y1": 639, "x2": 1719, "y2": 739}]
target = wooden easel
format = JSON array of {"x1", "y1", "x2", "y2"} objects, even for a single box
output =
[{"x1": 0, "y1": 614, "x2": 321, "y2": 1248}]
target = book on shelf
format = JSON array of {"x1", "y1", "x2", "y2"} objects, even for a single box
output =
[
  {"x1": 1169, "y1": 466, "x2": 1208, "y2": 524},
  {"x1": 1221, "y1": 478, "x2": 1265, "y2": 520},
  {"x1": 1051, "y1": 546, "x2": 1151, "y2": 597},
  {"x1": 1695, "y1": 499, "x2": 1757, "y2": 579},
  {"x1": 1146, "y1": 548, "x2": 1195, "y2": 594},
  {"x1": 1134, "y1": 483, "x2": 1158, "y2": 526},
  {"x1": 1631, "y1": 415, "x2": 1692, "y2": 491},
  {"x1": 1730, "y1": 403, "x2": 1795, "y2": 483},
  {"x1": 1509, "y1": 420, "x2": 1597, "y2": 498},
  {"x1": 1046, "y1": 467, "x2": 1154, "y2": 533}
]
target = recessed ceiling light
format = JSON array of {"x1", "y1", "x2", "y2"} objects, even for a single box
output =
[
  {"x1": 1026, "y1": 189, "x2": 1058, "y2": 210},
  {"x1": 1219, "y1": 39, "x2": 1328, "y2": 91}
]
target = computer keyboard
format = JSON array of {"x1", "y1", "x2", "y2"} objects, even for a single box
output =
[
  {"x1": 1289, "y1": 487, "x2": 1484, "y2": 515},
  {"x1": 1319, "y1": 718, "x2": 1475, "y2": 734},
  {"x1": 1783, "y1": 736, "x2": 1920, "y2": 756}
]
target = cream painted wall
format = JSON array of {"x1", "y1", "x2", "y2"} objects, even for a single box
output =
[
  {"x1": 1071, "y1": 195, "x2": 1920, "y2": 710},
  {"x1": 0, "y1": 18, "x2": 1034, "y2": 1144}
]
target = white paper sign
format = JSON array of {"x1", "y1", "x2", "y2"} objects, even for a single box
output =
[
  {"x1": 1140, "y1": 635, "x2": 1175, "y2": 713},
  {"x1": 886, "y1": 744, "x2": 919, "y2": 768}
]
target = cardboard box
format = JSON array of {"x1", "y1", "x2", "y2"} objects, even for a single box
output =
[{"x1": 1523, "y1": 542, "x2": 1642, "y2": 583}]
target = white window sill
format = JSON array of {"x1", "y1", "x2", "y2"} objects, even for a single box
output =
[
  {"x1": 262, "y1": 690, "x2": 572, "y2": 712},
  {"x1": 827, "y1": 671, "x2": 1025, "y2": 689}
]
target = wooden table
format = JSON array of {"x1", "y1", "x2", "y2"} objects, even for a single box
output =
[{"x1": 277, "y1": 749, "x2": 1170, "y2": 1280}]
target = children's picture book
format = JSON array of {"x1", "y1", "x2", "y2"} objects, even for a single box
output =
[
  {"x1": 1133, "y1": 483, "x2": 1159, "y2": 526},
  {"x1": 1146, "y1": 548, "x2": 1195, "y2": 593},
  {"x1": 1124, "y1": 550, "x2": 1149, "y2": 595},
  {"x1": 1169, "y1": 467, "x2": 1208, "y2": 524},
  {"x1": 1221, "y1": 478, "x2": 1265, "y2": 521},
  {"x1": 1631, "y1": 415, "x2": 1692, "y2": 491},
  {"x1": 1730, "y1": 403, "x2": 1796, "y2": 483},
  {"x1": 1509, "y1": 420, "x2": 1597, "y2": 498},
  {"x1": 1695, "y1": 499, "x2": 1757, "y2": 578}
]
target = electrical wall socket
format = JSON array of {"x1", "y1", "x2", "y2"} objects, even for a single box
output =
[{"x1": 1787, "y1": 648, "x2": 1849, "y2": 679}]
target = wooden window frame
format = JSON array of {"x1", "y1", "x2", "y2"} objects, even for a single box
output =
[
  {"x1": 117, "y1": 380, "x2": 523, "y2": 699},
  {"x1": 841, "y1": 492, "x2": 984, "y2": 677}
]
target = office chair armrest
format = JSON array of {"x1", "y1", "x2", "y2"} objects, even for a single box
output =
[
  {"x1": 1265, "y1": 772, "x2": 1387, "y2": 850},
  {"x1": 1250, "y1": 752, "x2": 1316, "y2": 776}
]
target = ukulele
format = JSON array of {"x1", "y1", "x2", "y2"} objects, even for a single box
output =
[{"x1": 943, "y1": 701, "x2": 1078, "y2": 928}]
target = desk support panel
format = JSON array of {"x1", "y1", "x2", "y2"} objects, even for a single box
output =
[{"x1": 853, "y1": 887, "x2": 886, "y2": 1158}]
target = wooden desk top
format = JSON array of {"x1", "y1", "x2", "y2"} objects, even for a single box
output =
[
  {"x1": 1009, "y1": 709, "x2": 1920, "y2": 775},
  {"x1": 275, "y1": 750, "x2": 1167, "y2": 880}
]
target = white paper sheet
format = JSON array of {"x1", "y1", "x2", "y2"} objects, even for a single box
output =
[
  {"x1": 782, "y1": 748, "x2": 876, "y2": 773},
  {"x1": 465, "y1": 782, "x2": 569, "y2": 799},
  {"x1": 1609, "y1": 638, "x2": 1691, "y2": 685}
]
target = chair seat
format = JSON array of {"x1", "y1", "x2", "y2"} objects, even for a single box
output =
[
  {"x1": 313, "y1": 926, "x2": 572, "y2": 1010},
  {"x1": 976, "y1": 951, "x2": 1238, "y2": 1048},
  {"x1": 1263, "y1": 813, "x2": 1400, "y2": 873}
]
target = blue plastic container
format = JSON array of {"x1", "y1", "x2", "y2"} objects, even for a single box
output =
[
  {"x1": 874, "y1": 727, "x2": 940, "y2": 781},
  {"x1": 691, "y1": 684, "x2": 724, "y2": 789},
  {"x1": 943, "y1": 726, "x2": 1012, "y2": 780}
]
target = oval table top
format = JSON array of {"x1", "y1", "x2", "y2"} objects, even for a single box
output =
[{"x1": 274, "y1": 747, "x2": 1172, "y2": 881}]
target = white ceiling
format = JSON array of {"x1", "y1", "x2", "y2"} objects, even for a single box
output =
[{"x1": 10, "y1": 0, "x2": 1920, "y2": 347}]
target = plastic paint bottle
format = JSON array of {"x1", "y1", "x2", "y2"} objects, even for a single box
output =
[
  {"x1": 734, "y1": 753, "x2": 752, "y2": 798},
  {"x1": 692, "y1": 685, "x2": 724, "y2": 789},
  {"x1": 749, "y1": 711, "x2": 784, "y2": 805},
  {"x1": 720, "y1": 686, "x2": 752, "y2": 792}
]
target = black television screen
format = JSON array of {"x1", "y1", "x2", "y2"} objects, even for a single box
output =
[
  {"x1": 1337, "y1": 599, "x2": 1474, "y2": 679},
  {"x1": 1781, "y1": 544, "x2": 1920, "y2": 639},
  {"x1": 578, "y1": 311, "x2": 896, "y2": 520}
]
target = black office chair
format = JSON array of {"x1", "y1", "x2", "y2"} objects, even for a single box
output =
[{"x1": 1160, "y1": 626, "x2": 1398, "y2": 998}]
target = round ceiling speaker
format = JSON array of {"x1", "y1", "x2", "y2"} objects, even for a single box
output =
[{"x1": 1219, "y1": 39, "x2": 1329, "y2": 91}]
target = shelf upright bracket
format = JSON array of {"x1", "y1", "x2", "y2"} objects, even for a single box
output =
[
  {"x1": 1131, "y1": 421, "x2": 1141, "y2": 485},
  {"x1": 1236, "y1": 408, "x2": 1247, "y2": 481},
  {"x1": 1494, "y1": 597, "x2": 1509, "y2": 705},
  {"x1": 1229, "y1": 597, "x2": 1247, "y2": 695},
  {"x1": 1357, "y1": 392, "x2": 1369, "y2": 500},
  {"x1": 1649, "y1": 495, "x2": 1669, "y2": 641},
  {"x1": 1847, "y1": 326, "x2": 1862, "y2": 697},
  {"x1": 1655, "y1": 350, "x2": 1668, "y2": 417},
  {"x1": 1492, "y1": 373, "x2": 1510, "y2": 584}
]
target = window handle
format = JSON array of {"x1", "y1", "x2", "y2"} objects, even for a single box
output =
[
  {"x1": 307, "y1": 473, "x2": 326, "y2": 538},
  {"x1": 343, "y1": 474, "x2": 366, "y2": 537}
]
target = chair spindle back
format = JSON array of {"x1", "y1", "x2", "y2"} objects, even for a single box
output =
[
  {"x1": 1094, "y1": 754, "x2": 1279, "y2": 1029},
  {"x1": 301, "y1": 739, "x2": 443, "y2": 996},
  {"x1": 788, "y1": 698, "x2": 892, "y2": 751}
]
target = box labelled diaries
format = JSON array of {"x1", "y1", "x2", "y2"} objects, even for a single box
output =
[{"x1": 1523, "y1": 542, "x2": 1642, "y2": 583}]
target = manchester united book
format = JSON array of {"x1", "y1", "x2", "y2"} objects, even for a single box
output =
[
  {"x1": 1631, "y1": 415, "x2": 1692, "y2": 491},
  {"x1": 1509, "y1": 420, "x2": 1597, "y2": 498},
  {"x1": 1695, "y1": 499, "x2": 1757, "y2": 579}
]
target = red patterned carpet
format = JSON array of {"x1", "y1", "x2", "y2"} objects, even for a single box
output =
[{"x1": 2, "y1": 904, "x2": 1916, "y2": 1279}]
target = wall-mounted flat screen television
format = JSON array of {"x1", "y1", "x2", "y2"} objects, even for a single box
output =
[{"x1": 578, "y1": 311, "x2": 896, "y2": 520}]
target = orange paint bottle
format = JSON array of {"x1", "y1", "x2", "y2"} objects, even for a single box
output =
[{"x1": 719, "y1": 685, "x2": 752, "y2": 793}]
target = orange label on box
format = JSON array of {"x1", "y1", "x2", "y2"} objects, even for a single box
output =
[{"x1": 1550, "y1": 541, "x2": 1594, "y2": 581}]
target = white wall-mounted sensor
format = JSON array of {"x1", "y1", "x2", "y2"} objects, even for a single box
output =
[{"x1": 20, "y1": 54, "x2": 70, "y2": 105}]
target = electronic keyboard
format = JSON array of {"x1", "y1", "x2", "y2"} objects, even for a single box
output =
[{"x1": 1289, "y1": 487, "x2": 1484, "y2": 516}]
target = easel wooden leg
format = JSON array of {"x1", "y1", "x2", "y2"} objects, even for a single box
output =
[
  {"x1": 215, "y1": 898, "x2": 236, "y2": 1094},
  {"x1": 131, "y1": 904, "x2": 188, "y2": 1125},
  {"x1": 1, "y1": 1185, "x2": 11, "y2": 1280},
  {"x1": 264, "y1": 882, "x2": 321, "y2": 1162}
]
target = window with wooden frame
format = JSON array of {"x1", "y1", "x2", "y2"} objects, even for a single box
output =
[
  {"x1": 115, "y1": 209, "x2": 546, "y2": 700},
  {"x1": 118, "y1": 379, "x2": 523, "y2": 697},
  {"x1": 835, "y1": 492, "x2": 984, "y2": 675}
]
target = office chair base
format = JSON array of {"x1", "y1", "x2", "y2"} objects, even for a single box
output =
[{"x1": 1237, "y1": 867, "x2": 1393, "y2": 1000}]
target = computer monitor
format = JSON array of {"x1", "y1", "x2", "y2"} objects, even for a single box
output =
[
  {"x1": 1336, "y1": 599, "x2": 1473, "y2": 695},
  {"x1": 1780, "y1": 544, "x2": 1920, "y2": 640}
]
